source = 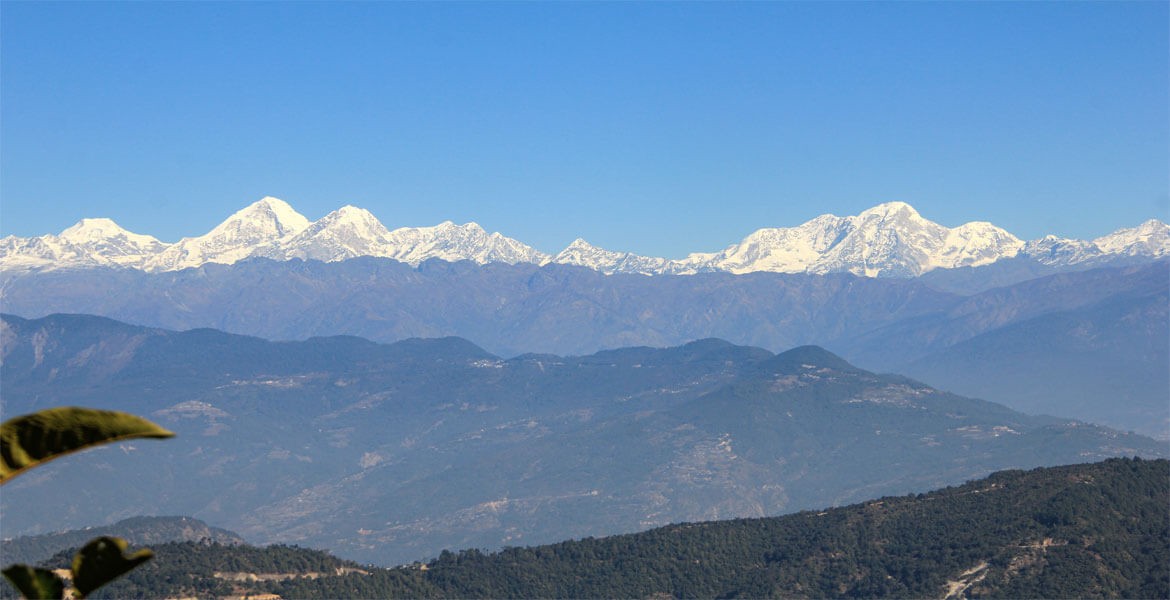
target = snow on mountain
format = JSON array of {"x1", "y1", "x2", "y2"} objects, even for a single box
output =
[
  {"x1": 378, "y1": 221, "x2": 550, "y2": 266},
  {"x1": 59, "y1": 218, "x2": 163, "y2": 249},
  {"x1": 0, "y1": 197, "x2": 546, "y2": 272},
  {"x1": 1093, "y1": 219, "x2": 1170, "y2": 258},
  {"x1": 676, "y1": 213, "x2": 847, "y2": 274},
  {"x1": 816, "y1": 204, "x2": 929, "y2": 276},
  {"x1": 673, "y1": 202, "x2": 1023, "y2": 277},
  {"x1": 142, "y1": 197, "x2": 311, "y2": 271},
  {"x1": 939, "y1": 221, "x2": 1026, "y2": 268},
  {"x1": 57, "y1": 218, "x2": 168, "y2": 267},
  {"x1": 547, "y1": 203, "x2": 1026, "y2": 277},
  {"x1": 0, "y1": 218, "x2": 164, "y2": 271},
  {"x1": 260, "y1": 208, "x2": 549, "y2": 266},
  {"x1": 1017, "y1": 220, "x2": 1169, "y2": 266},
  {"x1": 550, "y1": 238, "x2": 673, "y2": 275},
  {"x1": 1021, "y1": 235, "x2": 1103, "y2": 266},
  {"x1": 817, "y1": 203, "x2": 1024, "y2": 275},
  {"x1": 1, "y1": 197, "x2": 1165, "y2": 277},
  {"x1": 257, "y1": 205, "x2": 394, "y2": 262},
  {"x1": 0, "y1": 234, "x2": 101, "y2": 271}
]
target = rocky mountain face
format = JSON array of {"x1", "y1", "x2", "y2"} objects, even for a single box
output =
[
  {"x1": 2, "y1": 197, "x2": 1165, "y2": 277},
  {"x1": 1, "y1": 314, "x2": 1164, "y2": 565}
]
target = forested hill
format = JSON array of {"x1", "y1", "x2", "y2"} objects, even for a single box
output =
[
  {"x1": 12, "y1": 458, "x2": 1165, "y2": 599},
  {"x1": 0, "y1": 516, "x2": 244, "y2": 566}
]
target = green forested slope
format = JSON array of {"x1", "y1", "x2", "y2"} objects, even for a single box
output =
[
  {"x1": 8, "y1": 458, "x2": 1163, "y2": 599},
  {"x1": 412, "y1": 458, "x2": 1169, "y2": 599}
]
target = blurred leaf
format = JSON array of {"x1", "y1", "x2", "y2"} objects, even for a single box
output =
[
  {"x1": 1, "y1": 564, "x2": 65, "y2": 600},
  {"x1": 71, "y1": 537, "x2": 154, "y2": 599},
  {"x1": 0, "y1": 407, "x2": 174, "y2": 483}
]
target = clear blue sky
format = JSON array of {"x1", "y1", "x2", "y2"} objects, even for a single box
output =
[{"x1": 2, "y1": 2, "x2": 1166, "y2": 258}]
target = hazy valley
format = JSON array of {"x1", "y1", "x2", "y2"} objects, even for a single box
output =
[
  {"x1": 2, "y1": 313, "x2": 1165, "y2": 566},
  {"x1": 3, "y1": 254, "x2": 1165, "y2": 438}
]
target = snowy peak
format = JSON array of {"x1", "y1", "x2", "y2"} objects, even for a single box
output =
[
  {"x1": 836, "y1": 204, "x2": 1023, "y2": 273},
  {"x1": 0, "y1": 233, "x2": 103, "y2": 270},
  {"x1": 562, "y1": 238, "x2": 596, "y2": 252},
  {"x1": 212, "y1": 196, "x2": 311, "y2": 240},
  {"x1": 143, "y1": 197, "x2": 311, "y2": 271},
  {"x1": 268, "y1": 205, "x2": 393, "y2": 262},
  {"x1": 550, "y1": 238, "x2": 603, "y2": 265},
  {"x1": 58, "y1": 218, "x2": 161, "y2": 246},
  {"x1": 330, "y1": 204, "x2": 385, "y2": 225},
  {"x1": 941, "y1": 222, "x2": 1024, "y2": 267},
  {"x1": 0, "y1": 217, "x2": 164, "y2": 271},
  {"x1": 690, "y1": 214, "x2": 849, "y2": 274},
  {"x1": 1022, "y1": 235, "x2": 1100, "y2": 266},
  {"x1": 1093, "y1": 219, "x2": 1170, "y2": 258},
  {"x1": 308, "y1": 205, "x2": 390, "y2": 241},
  {"x1": 856, "y1": 201, "x2": 921, "y2": 221},
  {"x1": 808, "y1": 205, "x2": 944, "y2": 277},
  {"x1": 56, "y1": 218, "x2": 167, "y2": 267},
  {"x1": 59, "y1": 217, "x2": 119, "y2": 239},
  {"x1": 196, "y1": 196, "x2": 312, "y2": 251},
  {"x1": 381, "y1": 221, "x2": 549, "y2": 266},
  {"x1": 551, "y1": 238, "x2": 609, "y2": 268},
  {"x1": 691, "y1": 204, "x2": 1023, "y2": 277},
  {"x1": 255, "y1": 212, "x2": 549, "y2": 267},
  {"x1": 1018, "y1": 219, "x2": 1169, "y2": 266},
  {"x1": 551, "y1": 238, "x2": 672, "y2": 275},
  {"x1": 1, "y1": 198, "x2": 1165, "y2": 277}
]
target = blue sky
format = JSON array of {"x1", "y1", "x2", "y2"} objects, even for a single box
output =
[{"x1": 2, "y1": 2, "x2": 1166, "y2": 258}]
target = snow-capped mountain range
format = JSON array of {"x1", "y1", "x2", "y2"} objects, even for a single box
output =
[{"x1": 2, "y1": 197, "x2": 1167, "y2": 278}]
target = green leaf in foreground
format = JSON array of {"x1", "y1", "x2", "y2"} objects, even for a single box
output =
[
  {"x1": 71, "y1": 537, "x2": 154, "y2": 599},
  {"x1": 0, "y1": 407, "x2": 174, "y2": 484},
  {"x1": 2, "y1": 564, "x2": 65, "y2": 600}
]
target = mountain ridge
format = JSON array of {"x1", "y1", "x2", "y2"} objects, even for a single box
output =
[
  {"x1": 2, "y1": 259, "x2": 1164, "y2": 437},
  {"x1": 2, "y1": 313, "x2": 1165, "y2": 565},
  {"x1": 11, "y1": 459, "x2": 1165, "y2": 599},
  {"x1": 3, "y1": 197, "x2": 1165, "y2": 277}
]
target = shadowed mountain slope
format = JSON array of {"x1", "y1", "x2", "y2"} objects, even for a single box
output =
[
  {"x1": 2, "y1": 259, "x2": 1164, "y2": 437},
  {"x1": 2, "y1": 314, "x2": 1164, "y2": 565}
]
